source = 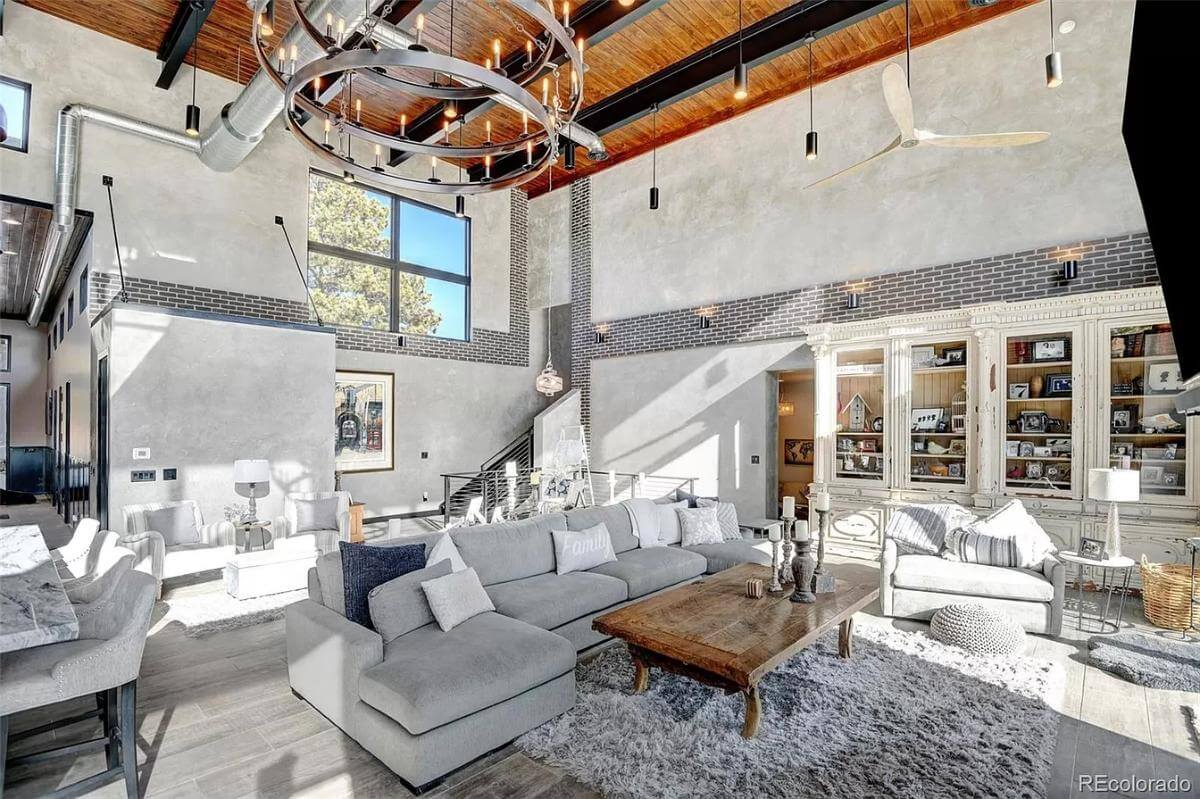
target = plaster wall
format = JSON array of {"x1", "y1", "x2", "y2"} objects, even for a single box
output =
[
  {"x1": 1, "y1": 321, "x2": 47, "y2": 447},
  {"x1": 45, "y1": 234, "x2": 95, "y2": 462},
  {"x1": 541, "y1": 0, "x2": 1145, "y2": 321},
  {"x1": 528, "y1": 186, "x2": 571, "y2": 309},
  {"x1": 105, "y1": 307, "x2": 336, "y2": 532}
]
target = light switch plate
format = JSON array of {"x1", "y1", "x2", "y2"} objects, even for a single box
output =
[
  {"x1": 131, "y1": 470, "x2": 155, "y2": 483},
  {"x1": 751, "y1": 455, "x2": 761, "y2": 464},
  {"x1": 132, "y1": 447, "x2": 151, "y2": 460}
]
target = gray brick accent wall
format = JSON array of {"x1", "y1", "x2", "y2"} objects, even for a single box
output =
[
  {"x1": 90, "y1": 190, "x2": 531, "y2": 368},
  {"x1": 567, "y1": 175, "x2": 1160, "y2": 428}
]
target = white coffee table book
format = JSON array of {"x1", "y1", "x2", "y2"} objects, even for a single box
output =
[{"x1": 224, "y1": 536, "x2": 318, "y2": 600}]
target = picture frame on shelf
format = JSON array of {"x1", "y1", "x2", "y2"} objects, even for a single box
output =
[
  {"x1": 1044, "y1": 373, "x2": 1073, "y2": 397},
  {"x1": 1009, "y1": 383, "x2": 1030, "y2": 400},
  {"x1": 948, "y1": 439, "x2": 967, "y2": 456},
  {"x1": 1110, "y1": 442, "x2": 1135, "y2": 458},
  {"x1": 1026, "y1": 462, "x2": 1044, "y2": 480},
  {"x1": 1006, "y1": 441, "x2": 1020, "y2": 457},
  {"x1": 1019, "y1": 441, "x2": 1036, "y2": 457},
  {"x1": 942, "y1": 347, "x2": 966, "y2": 366},
  {"x1": 1045, "y1": 464, "x2": 1064, "y2": 482},
  {"x1": 947, "y1": 462, "x2": 964, "y2": 479},
  {"x1": 1110, "y1": 336, "x2": 1127, "y2": 359},
  {"x1": 1164, "y1": 442, "x2": 1179, "y2": 460},
  {"x1": 1140, "y1": 465, "x2": 1164, "y2": 485},
  {"x1": 1018, "y1": 411, "x2": 1049, "y2": 433},
  {"x1": 1048, "y1": 438, "x2": 1072, "y2": 455},
  {"x1": 1163, "y1": 472, "x2": 1180, "y2": 487},
  {"x1": 911, "y1": 408, "x2": 943, "y2": 433},
  {"x1": 1033, "y1": 446, "x2": 1052, "y2": 457},
  {"x1": 912, "y1": 346, "x2": 936, "y2": 369},
  {"x1": 871, "y1": 416, "x2": 884, "y2": 432},
  {"x1": 1033, "y1": 339, "x2": 1068, "y2": 362},
  {"x1": 1078, "y1": 537, "x2": 1106, "y2": 561},
  {"x1": 1111, "y1": 406, "x2": 1136, "y2": 433},
  {"x1": 912, "y1": 440, "x2": 926, "y2": 453},
  {"x1": 860, "y1": 439, "x2": 878, "y2": 453},
  {"x1": 1144, "y1": 362, "x2": 1183, "y2": 394}
]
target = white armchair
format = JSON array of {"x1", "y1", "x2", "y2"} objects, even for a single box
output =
[
  {"x1": 121, "y1": 500, "x2": 236, "y2": 589},
  {"x1": 51, "y1": 518, "x2": 101, "y2": 579},
  {"x1": 276, "y1": 491, "x2": 351, "y2": 554}
]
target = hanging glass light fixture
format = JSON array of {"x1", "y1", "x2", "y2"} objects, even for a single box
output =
[
  {"x1": 649, "y1": 103, "x2": 660, "y2": 210},
  {"x1": 184, "y1": 7, "x2": 201, "y2": 137},
  {"x1": 733, "y1": 0, "x2": 748, "y2": 100},
  {"x1": 536, "y1": 169, "x2": 564, "y2": 397},
  {"x1": 805, "y1": 34, "x2": 818, "y2": 161},
  {"x1": 1045, "y1": 0, "x2": 1063, "y2": 88}
]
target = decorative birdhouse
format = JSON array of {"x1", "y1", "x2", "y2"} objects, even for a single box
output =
[{"x1": 840, "y1": 393, "x2": 872, "y2": 432}]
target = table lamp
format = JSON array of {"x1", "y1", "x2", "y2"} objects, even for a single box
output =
[
  {"x1": 233, "y1": 459, "x2": 271, "y2": 521},
  {"x1": 1087, "y1": 468, "x2": 1139, "y2": 559}
]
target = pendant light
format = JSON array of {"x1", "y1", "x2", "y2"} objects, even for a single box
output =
[
  {"x1": 455, "y1": 118, "x2": 466, "y2": 218},
  {"x1": 732, "y1": 0, "x2": 748, "y2": 100},
  {"x1": 1045, "y1": 0, "x2": 1063, "y2": 88},
  {"x1": 805, "y1": 34, "x2": 818, "y2": 160},
  {"x1": 535, "y1": 169, "x2": 564, "y2": 397},
  {"x1": 184, "y1": 8, "x2": 201, "y2": 137},
  {"x1": 649, "y1": 103, "x2": 660, "y2": 210},
  {"x1": 445, "y1": 1, "x2": 459, "y2": 118}
]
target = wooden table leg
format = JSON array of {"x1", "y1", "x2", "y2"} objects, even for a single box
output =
[
  {"x1": 631, "y1": 650, "x2": 650, "y2": 694},
  {"x1": 741, "y1": 685, "x2": 761, "y2": 739},
  {"x1": 838, "y1": 616, "x2": 854, "y2": 658}
]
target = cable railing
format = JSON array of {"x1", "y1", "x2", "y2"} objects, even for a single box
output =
[
  {"x1": 440, "y1": 467, "x2": 696, "y2": 527},
  {"x1": 53, "y1": 457, "x2": 92, "y2": 525}
]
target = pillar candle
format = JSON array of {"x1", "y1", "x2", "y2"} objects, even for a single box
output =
[
  {"x1": 782, "y1": 496, "x2": 795, "y2": 518},
  {"x1": 768, "y1": 525, "x2": 782, "y2": 542},
  {"x1": 793, "y1": 520, "x2": 810, "y2": 542},
  {"x1": 813, "y1": 492, "x2": 831, "y2": 512}
]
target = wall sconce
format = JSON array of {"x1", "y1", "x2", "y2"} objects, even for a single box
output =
[
  {"x1": 845, "y1": 291, "x2": 861, "y2": 310},
  {"x1": 1061, "y1": 259, "x2": 1079, "y2": 281},
  {"x1": 698, "y1": 314, "x2": 713, "y2": 330},
  {"x1": 778, "y1": 400, "x2": 795, "y2": 417},
  {"x1": 594, "y1": 326, "x2": 609, "y2": 344},
  {"x1": 397, "y1": 334, "x2": 406, "y2": 348}
]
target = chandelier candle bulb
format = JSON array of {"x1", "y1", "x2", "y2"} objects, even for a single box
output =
[
  {"x1": 526, "y1": 39, "x2": 534, "y2": 65},
  {"x1": 355, "y1": 98, "x2": 361, "y2": 123},
  {"x1": 414, "y1": 13, "x2": 425, "y2": 47},
  {"x1": 259, "y1": 13, "x2": 272, "y2": 38},
  {"x1": 485, "y1": 119, "x2": 492, "y2": 143},
  {"x1": 336, "y1": 17, "x2": 345, "y2": 46},
  {"x1": 325, "y1": 12, "x2": 333, "y2": 38},
  {"x1": 493, "y1": 39, "x2": 502, "y2": 68},
  {"x1": 288, "y1": 44, "x2": 297, "y2": 73},
  {"x1": 400, "y1": 113, "x2": 407, "y2": 137},
  {"x1": 522, "y1": 111, "x2": 529, "y2": 136},
  {"x1": 526, "y1": 140, "x2": 533, "y2": 167},
  {"x1": 373, "y1": 144, "x2": 382, "y2": 171},
  {"x1": 563, "y1": 1, "x2": 570, "y2": 28},
  {"x1": 484, "y1": 155, "x2": 492, "y2": 181},
  {"x1": 322, "y1": 117, "x2": 331, "y2": 148},
  {"x1": 542, "y1": 77, "x2": 550, "y2": 106}
]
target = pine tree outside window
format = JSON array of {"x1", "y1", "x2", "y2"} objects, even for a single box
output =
[{"x1": 306, "y1": 172, "x2": 470, "y2": 341}]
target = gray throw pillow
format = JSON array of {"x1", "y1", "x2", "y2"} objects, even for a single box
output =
[
  {"x1": 295, "y1": 496, "x2": 340, "y2": 532},
  {"x1": 698, "y1": 498, "x2": 742, "y2": 541},
  {"x1": 678, "y1": 507, "x2": 723, "y2": 547},
  {"x1": 144, "y1": 504, "x2": 199, "y2": 547},
  {"x1": 369, "y1": 559, "x2": 452, "y2": 642},
  {"x1": 552, "y1": 523, "x2": 617, "y2": 575},
  {"x1": 884, "y1": 503, "x2": 977, "y2": 555},
  {"x1": 421, "y1": 567, "x2": 495, "y2": 632}
]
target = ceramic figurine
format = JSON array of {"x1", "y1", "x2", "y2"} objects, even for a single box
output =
[{"x1": 790, "y1": 537, "x2": 816, "y2": 603}]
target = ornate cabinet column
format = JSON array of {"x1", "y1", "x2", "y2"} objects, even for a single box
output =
[
  {"x1": 971, "y1": 323, "x2": 1000, "y2": 500},
  {"x1": 810, "y1": 331, "x2": 834, "y2": 492}
]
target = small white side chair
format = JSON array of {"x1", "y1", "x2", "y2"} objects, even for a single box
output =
[
  {"x1": 276, "y1": 491, "x2": 351, "y2": 553},
  {"x1": 63, "y1": 534, "x2": 136, "y2": 605},
  {"x1": 51, "y1": 518, "x2": 102, "y2": 580}
]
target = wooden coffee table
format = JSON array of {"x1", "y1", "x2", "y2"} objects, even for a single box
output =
[{"x1": 592, "y1": 562, "x2": 879, "y2": 738}]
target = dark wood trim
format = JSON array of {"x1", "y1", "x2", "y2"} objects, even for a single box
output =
[{"x1": 155, "y1": 0, "x2": 215, "y2": 90}]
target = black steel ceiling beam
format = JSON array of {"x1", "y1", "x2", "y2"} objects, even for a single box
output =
[
  {"x1": 390, "y1": 0, "x2": 667, "y2": 167},
  {"x1": 476, "y1": 0, "x2": 897, "y2": 182},
  {"x1": 156, "y1": 0, "x2": 215, "y2": 90}
]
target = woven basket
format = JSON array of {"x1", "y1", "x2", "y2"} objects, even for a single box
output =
[{"x1": 1139, "y1": 556, "x2": 1198, "y2": 631}]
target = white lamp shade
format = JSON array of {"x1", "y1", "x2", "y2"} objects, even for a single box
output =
[
  {"x1": 1088, "y1": 468, "x2": 1140, "y2": 503},
  {"x1": 233, "y1": 459, "x2": 271, "y2": 485}
]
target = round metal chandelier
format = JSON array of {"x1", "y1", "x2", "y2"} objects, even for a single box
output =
[{"x1": 251, "y1": 0, "x2": 585, "y2": 195}]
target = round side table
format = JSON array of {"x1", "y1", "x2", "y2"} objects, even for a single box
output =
[
  {"x1": 236, "y1": 519, "x2": 273, "y2": 552},
  {"x1": 1058, "y1": 551, "x2": 1135, "y2": 634}
]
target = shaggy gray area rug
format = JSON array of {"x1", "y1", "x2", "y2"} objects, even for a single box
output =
[
  {"x1": 519, "y1": 624, "x2": 1064, "y2": 799},
  {"x1": 1088, "y1": 632, "x2": 1200, "y2": 692}
]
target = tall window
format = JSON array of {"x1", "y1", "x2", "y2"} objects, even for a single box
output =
[
  {"x1": 67, "y1": 294, "x2": 75, "y2": 331},
  {"x1": 79, "y1": 267, "x2": 89, "y2": 311},
  {"x1": 306, "y1": 172, "x2": 470, "y2": 341},
  {"x1": 0, "y1": 76, "x2": 31, "y2": 153}
]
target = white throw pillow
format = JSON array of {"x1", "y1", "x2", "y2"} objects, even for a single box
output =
[
  {"x1": 552, "y1": 524, "x2": 618, "y2": 575},
  {"x1": 420, "y1": 567, "x2": 495, "y2": 632},
  {"x1": 943, "y1": 501, "x2": 1055, "y2": 569},
  {"x1": 426, "y1": 533, "x2": 467, "y2": 572},
  {"x1": 698, "y1": 498, "x2": 742, "y2": 541},
  {"x1": 653, "y1": 500, "x2": 690, "y2": 546},
  {"x1": 884, "y1": 503, "x2": 977, "y2": 555},
  {"x1": 678, "y1": 507, "x2": 723, "y2": 547}
]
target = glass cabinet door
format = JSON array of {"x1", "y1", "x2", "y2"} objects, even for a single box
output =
[
  {"x1": 908, "y1": 340, "x2": 969, "y2": 487},
  {"x1": 834, "y1": 348, "x2": 885, "y2": 482},
  {"x1": 1108, "y1": 324, "x2": 1187, "y2": 499},
  {"x1": 1003, "y1": 333, "x2": 1075, "y2": 494}
]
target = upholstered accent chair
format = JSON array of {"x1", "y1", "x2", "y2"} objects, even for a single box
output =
[
  {"x1": 277, "y1": 491, "x2": 352, "y2": 553},
  {"x1": 50, "y1": 518, "x2": 102, "y2": 579},
  {"x1": 121, "y1": 499, "x2": 236, "y2": 590}
]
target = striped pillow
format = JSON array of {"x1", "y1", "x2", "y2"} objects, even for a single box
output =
[
  {"x1": 884, "y1": 503, "x2": 977, "y2": 555},
  {"x1": 697, "y1": 498, "x2": 742, "y2": 541},
  {"x1": 942, "y1": 525, "x2": 1022, "y2": 567}
]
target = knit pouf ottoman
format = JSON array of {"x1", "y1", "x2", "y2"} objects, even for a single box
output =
[{"x1": 930, "y1": 604, "x2": 1025, "y2": 655}]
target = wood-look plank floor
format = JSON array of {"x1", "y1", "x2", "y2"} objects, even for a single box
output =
[{"x1": 4, "y1": 506, "x2": 1198, "y2": 798}]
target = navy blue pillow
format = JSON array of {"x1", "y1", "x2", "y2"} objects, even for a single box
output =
[
  {"x1": 674, "y1": 488, "x2": 719, "y2": 509},
  {"x1": 339, "y1": 541, "x2": 425, "y2": 629}
]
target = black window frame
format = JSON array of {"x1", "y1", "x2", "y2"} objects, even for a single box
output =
[
  {"x1": 0, "y1": 76, "x2": 32, "y2": 154},
  {"x1": 306, "y1": 170, "x2": 472, "y2": 342},
  {"x1": 79, "y1": 267, "x2": 89, "y2": 311},
  {"x1": 67, "y1": 294, "x2": 74, "y2": 331}
]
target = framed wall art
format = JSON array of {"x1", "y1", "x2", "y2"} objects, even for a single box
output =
[{"x1": 334, "y1": 370, "x2": 394, "y2": 473}]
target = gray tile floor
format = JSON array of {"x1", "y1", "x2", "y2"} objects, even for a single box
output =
[{"x1": 4, "y1": 504, "x2": 1198, "y2": 798}]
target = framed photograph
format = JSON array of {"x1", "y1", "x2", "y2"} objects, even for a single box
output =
[
  {"x1": 1110, "y1": 336, "x2": 1126, "y2": 359},
  {"x1": 1163, "y1": 472, "x2": 1180, "y2": 487},
  {"x1": 1164, "y1": 442, "x2": 1179, "y2": 460},
  {"x1": 784, "y1": 439, "x2": 814, "y2": 466},
  {"x1": 842, "y1": 455, "x2": 856, "y2": 472},
  {"x1": 911, "y1": 408, "x2": 943, "y2": 433},
  {"x1": 1048, "y1": 438, "x2": 1072, "y2": 455},
  {"x1": 948, "y1": 439, "x2": 967, "y2": 456},
  {"x1": 335, "y1": 370, "x2": 394, "y2": 473},
  {"x1": 911, "y1": 346, "x2": 936, "y2": 370},
  {"x1": 1078, "y1": 537, "x2": 1106, "y2": 561},
  {"x1": 871, "y1": 416, "x2": 884, "y2": 432},
  {"x1": 1026, "y1": 461, "x2": 1044, "y2": 480},
  {"x1": 947, "y1": 462, "x2": 964, "y2": 479},
  {"x1": 1033, "y1": 339, "x2": 1067, "y2": 362},
  {"x1": 1140, "y1": 465, "x2": 1164, "y2": 485},
  {"x1": 1144, "y1": 362, "x2": 1183, "y2": 394},
  {"x1": 1019, "y1": 441, "x2": 1035, "y2": 457},
  {"x1": 1046, "y1": 464, "x2": 1063, "y2": 481},
  {"x1": 1110, "y1": 442, "x2": 1134, "y2": 457},
  {"x1": 1110, "y1": 406, "x2": 1136, "y2": 433},
  {"x1": 1008, "y1": 383, "x2": 1030, "y2": 400},
  {"x1": 860, "y1": 439, "x2": 878, "y2": 453},
  {"x1": 1006, "y1": 441, "x2": 1020, "y2": 457},
  {"x1": 0, "y1": 334, "x2": 9, "y2": 372},
  {"x1": 1033, "y1": 446, "x2": 1052, "y2": 457},
  {"x1": 1044, "y1": 373, "x2": 1073, "y2": 397},
  {"x1": 942, "y1": 347, "x2": 967, "y2": 366},
  {"x1": 1018, "y1": 411, "x2": 1048, "y2": 433}
]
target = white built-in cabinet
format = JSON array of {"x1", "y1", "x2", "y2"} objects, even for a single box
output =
[{"x1": 807, "y1": 287, "x2": 1197, "y2": 578}]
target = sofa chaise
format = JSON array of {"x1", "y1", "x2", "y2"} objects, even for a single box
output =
[{"x1": 285, "y1": 498, "x2": 771, "y2": 789}]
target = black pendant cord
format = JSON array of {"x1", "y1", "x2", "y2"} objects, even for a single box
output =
[
  {"x1": 651, "y1": 103, "x2": 658, "y2": 186},
  {"x1": 738, "y1": 0, "x2": 743, "y2": 63},
  {"x1": 905, "y1": 0, "x2": 911, "y2": 88},
  {"x1": 191, "y1": 10, "x2": 198, "y2": 108},
  {"x1": 1049, "y1": 0, "x2": 1055, "y2": 51},
  {"x1": 103, "y1": 177, "x2": 129, "y2": 303},
  {"x1": 807, "y1": 38, "x2": 814, "y2": 131},
  {"x1": 275, "y1": 216, "x2": 323, "y2": 327}
]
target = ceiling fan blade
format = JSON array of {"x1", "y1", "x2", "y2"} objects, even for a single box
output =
[
  {"x1": 805, "y1": 136, "x2": 903, "y2": 189},
  {"x1": 881, "y1": 63, "x2": 915, "y2": 141},
  {"x1": 917, "y1": 129, "x2": 1051, "y2": 148}
]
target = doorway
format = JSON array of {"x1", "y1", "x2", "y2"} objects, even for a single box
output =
[
  {"x1": 1, "y1": 383, "x2": 9, "y2": 491},
  {"x1": 97, "y1": 357, "x2": 109, "y2": 529},
  {"x1": 776, "y1": 368, "x2": 816, "y2": 519}
]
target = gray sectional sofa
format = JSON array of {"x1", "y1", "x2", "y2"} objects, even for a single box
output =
[{"x1": 285, "y1": 498, "x2": 771, "y2": 789}]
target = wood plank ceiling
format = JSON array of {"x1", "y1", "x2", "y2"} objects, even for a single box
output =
[
  {"x1": 0, "y1": 199, "x2": 92, "y2": 319},
  {"x1": 18, "y1": 0, "x2": 1040, "y2": 197}
]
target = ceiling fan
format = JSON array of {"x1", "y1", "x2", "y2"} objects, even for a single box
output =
[{"x1": 806, "y1": 30, "x2": 1050, "y2": 190}]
